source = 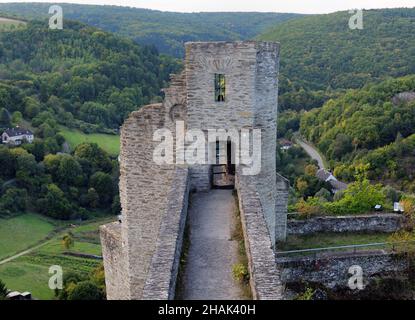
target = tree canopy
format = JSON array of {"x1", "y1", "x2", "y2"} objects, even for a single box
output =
[
  {"x1": 259, "y1": 8, "x2": 415, "y2": 110},
  {"x1": 0, "y1": 20, "x2": 181, "y2": 133},
  {"x1": 0, "y1": 3, "x2": 301, "y2": 57},
  {"x1": 300, "y1": 75, "x2": 415, "y2": 192}
]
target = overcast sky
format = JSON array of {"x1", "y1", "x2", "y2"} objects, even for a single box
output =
[{"x1": 1, "y1": 0, "x2": 414, "y2": 14}]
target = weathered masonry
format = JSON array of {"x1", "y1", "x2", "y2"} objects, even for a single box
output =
[
  {"x1": 287, "y1": 213, "x2": 405, "y2": 236},
  {"x1": 278, "y1": 251, "x2": 409, "y2": 289},
  {"x1": 100, "y1": 41, "x2": 289, "y2": 300}
]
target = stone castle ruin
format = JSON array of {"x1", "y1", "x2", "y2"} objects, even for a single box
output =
[{"x1": 100, "y1": 41, "x2": 289, "y2": 300}]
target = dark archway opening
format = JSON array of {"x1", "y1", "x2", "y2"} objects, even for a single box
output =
[{"x1": 212, "y1": 140, "x2": 235, "y2": 189}]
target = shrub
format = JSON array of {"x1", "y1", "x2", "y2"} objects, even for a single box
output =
[
  {"x1": 111, "y1": 195, "x2": 121, "y2": 215},
  {"x1": 39, "y1": 184, "x2": 72, "y2": 219},
  {"x1": 232, "y1": 264, "x2": 249, "y2": 283},
  {"x1": 295, "y1": 287, "x2": 315, "y2": 300},
  {"x1": 0, "y1": 279, "x2": 8, "y2": 300},
  {"x1": 400, "y1": 197, "x2": 415, "y2": 230},
  {"x1": 67, "y1": 281, "x2": 104, "y2": 300},
  {"x1": 0, "y1": 187, "x2": 28, "y2": 215},
  {"x1": 324, "y1": 178, "x2": 386, "y2": 215},
  {"x1": 89, "y1": 171, "x2": 114, "y2": 205},
  {"x1": 304, "y1": 164, "x2": 318, "y2": 177},
  {"x1": 296, "y1": 197, "x2": 323, "y2": 218},
  {"x1": 388, "y1": 231, "x2": 415, "y2": 254},
  {"x1": 315, "y1": 188, "x2": 332, "y2": 202},
  {"x1": 62, "y1": 232, "x2": 74, "y2": 251},
  {"x1": 383, "y1": 185, "x2": 402, "y2": 203},
  {"x1": 90, "y1": 264, "x2": 106, "y2": 294}
]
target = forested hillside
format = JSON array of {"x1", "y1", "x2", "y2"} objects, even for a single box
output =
[
  {"x1": 0, "y1": 20, "x2": 180, "y2": 220},
  {"x1": 2, "y1": 5, "x2": 414, "y2": 112},
  {"x1": 259, "y1": 8, "x2": 415, "y2": 110},
  {"x1": 0, "y1": 20, "x2": 180, "y2": 133},
  {"x1": 0, "y1": 3, "x2": 301, "y2": 57},
  {"x1": 300, "y1": 76, "x2": 415, "y2": 191}
]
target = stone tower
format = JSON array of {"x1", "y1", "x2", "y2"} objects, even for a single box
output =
[
  {"x1": 100, "y1": 41, "x2": 287, "y2": 300},
  {"x1": 185, "y1": 41, "x2": 283, "y2": 242}
]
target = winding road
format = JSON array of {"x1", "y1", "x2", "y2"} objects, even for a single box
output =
[{"x1": 296, "y1": 138, "x2": 326, "y2": 170}]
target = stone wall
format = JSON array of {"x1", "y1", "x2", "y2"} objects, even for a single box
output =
[
  {"x1": 101, "y1": 167, "x2": 190, "y2": 300},
  {"x1": 287, "y1": 214, "x2": 405, "y2": 236},
  {"x1": 142, "y1": 168, "x2": 190, "y2": 300},
  {"x1": 278, "y1": 251, "x2": 409, "y2": 289},
  {"x1": 275, "y1": 174, "x2": 289, "y2": 241},
  {"x1": 100, "y1": 222, "x2": 127, "y2": 300},
  {"x1": 101, "y1": 72, "x2": 188, "y2": 299},
  {"x1": 235, "y1": 170, "x2": 284, "y2": 300},
  {"x1": 119, "y1": 104, "x2": 178, "y2": 300},
  {"x1": 253, "y1": 42, "x2": 280, "y2": 245},
  {"x1": 185, "y1": 42, "x2": 257, "y2": 132}
]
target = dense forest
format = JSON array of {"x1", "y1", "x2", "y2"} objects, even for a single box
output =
[
  {"x1": 0, "y1": 20, "x2": 180, "y2": 132},
  {"x1": 263, "y1": 8, "x2": 415, "y2": 210},
  {"x1": 0, "y1": 3, "x2": 301, "y2": 57},
  {"x1": 300, "y1": 75, "x2": 415, "y2": 191},
  {"x1": 3, "y1": 5, "x2": 414, "y2": 111},
  {"x1": 259, "y1": 8, "x2": 415, "y2": 110},
  {"x1": 0, "y1": 20, "x2": 181, "y2": 220}
]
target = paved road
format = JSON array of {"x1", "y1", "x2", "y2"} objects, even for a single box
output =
[
  {"x1": 296, "y1": 138, "x2": 326, "y2": 170},
  {"x1": 181, "y1": 190, "x2": 244, "y2": 300}
]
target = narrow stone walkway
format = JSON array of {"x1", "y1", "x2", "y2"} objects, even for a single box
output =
[{"x1": 181, "y1": 189, "x2": 245, "y2": 300}]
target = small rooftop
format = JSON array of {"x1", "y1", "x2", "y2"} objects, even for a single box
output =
[
  {"x1": 279, "y1": 139, "x2": 293, "y2": 147},
  {"x1": 330, "y1": 180, "x2": 348, "y2": 191},
  {"x1": 3, "y1": 127, "x2": 33, "y2": 137},
  {"x1": 316, "y1": 169, "x2": 334, "y2": 181}
]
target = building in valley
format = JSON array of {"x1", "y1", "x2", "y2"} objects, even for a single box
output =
[{"x1": 1, "y1": 127, "x2": 34, "y2": 145}]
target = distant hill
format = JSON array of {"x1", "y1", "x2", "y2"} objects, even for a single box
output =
[
  {"x1": 0, "y1": 20, "x2": 180, "y2": 132},
  {"x1": 258, "y1": 8, "x2": 415, "y2": 110},
  {"x1": 0, "y1": 3, "x2": 302, "y2": 57},
  {"x1": 2, "y1": 4, "x2": 415, "y2": 113},
  {"x1": 0, "y1": 20, "x2": 166, "y2": 223}
]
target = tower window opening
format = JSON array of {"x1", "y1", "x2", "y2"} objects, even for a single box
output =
[{"x1": 214, "y1": 74, "x2": 226, "y2": 102}]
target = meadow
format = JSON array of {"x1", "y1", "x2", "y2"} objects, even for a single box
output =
[
  {"x1": 0, "y1": 214, "x2": 56, "y2": 260},
  {"x1": 0, "y1": 214, "x2": 115, "y2": 300},
  {"x1": 59, "y1": 127, "x2": 120, "y2": 156}
]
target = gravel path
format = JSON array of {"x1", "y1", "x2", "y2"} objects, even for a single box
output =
[{"x1": 181, "y1": 189, "x2": 244, "y2": 300}]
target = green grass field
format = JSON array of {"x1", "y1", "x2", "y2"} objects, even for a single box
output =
[
  {"x1": 0, "y1": 261, "x2": 51, "y2": 299},
  {"x1": 0, "y1": 215, "x2": 115, "y2": 300},
  {"x1": 59, "y1": 127, "x2": 120, "y2": 156},
  {"x1": 0, "y1": 214, "x2": 56, "y2": 260}
]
